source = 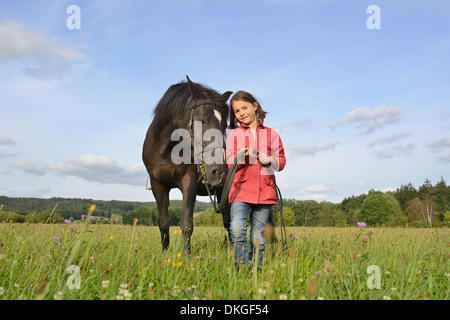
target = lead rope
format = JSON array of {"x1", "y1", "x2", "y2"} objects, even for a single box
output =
[{"x1": 218, "y1": 149, "x2": 287, "y2": 251}]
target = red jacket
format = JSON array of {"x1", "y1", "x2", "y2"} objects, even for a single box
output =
[{"x1": 226, "y1": 124, "x2": 286, "y2": 205}]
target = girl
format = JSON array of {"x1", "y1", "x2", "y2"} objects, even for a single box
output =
[{"x1": 226, "y1": 90, "x2": 286, "y2": 268}]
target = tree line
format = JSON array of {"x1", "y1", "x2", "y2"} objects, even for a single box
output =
[{"x1": 1, "y1": 177, "x2": 449, "y2": 227}]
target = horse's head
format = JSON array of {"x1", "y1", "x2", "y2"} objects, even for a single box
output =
[{"x1": 186, "y1": 76, "x2": 232, "y2": 187}]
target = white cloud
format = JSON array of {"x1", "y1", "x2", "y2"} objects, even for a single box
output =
[
  {"x1": 13, "y1": 160, "x2": 48, "y2": 176},
  {"x1": 292, "y1": 181, "x2": 342, "y2": 201},
  {"x1": 50, "y1": 154, "x2": 147, "y2": 186},
  {"x1": 0, "y1": 136, "x2": 16, "y2": 146},
  {"x1": 367, "y1": 132, "x2": 410, "y2": 147},
  {"x1": 371, "y1": 142, "x2": 418, "y2": 159},
  {"x1": 330, "y1": 105, "x2": 403, "y2": 135},
  {"x1": 428, "y1": 138, "x2": 450, "y2": 163},
  {"x1": 427, "y1": 138, "x2": 450, "y2": 151},
  {"x1": 0, "y1": 19, "x2": 88, "y2": 79},
  {"x1": 288, "y1": 142, "x2": 340, "y2": 157}
]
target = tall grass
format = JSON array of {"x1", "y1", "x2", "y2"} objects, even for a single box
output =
[{"x1": 0, "y1": 218, "x2": 448, "y2": 300}]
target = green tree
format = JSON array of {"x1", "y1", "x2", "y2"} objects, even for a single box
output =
[
  {"x1": 279, "y1": 207, "x2": 295, "y2": 226},
  {"x1": 394, "y1": 183, "x2": 419, "y2": 212},
  {"x1": 360, "y1": 193, "x2": 406, "y2": 226}
]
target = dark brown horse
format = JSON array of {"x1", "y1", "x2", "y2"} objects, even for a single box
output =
[{"x1": 142, "y1": 77, "x2": 232, "y2": 253}]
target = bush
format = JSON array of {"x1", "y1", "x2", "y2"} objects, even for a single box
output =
[
  {"x1": 360, "y1": 193, "x2": 407, "y2": 227},
  {"x1": 25, "y1": 211, "x2": 64, "y2": 224},
  {"x1": 0, "y1": 211, "x2": 26, "y2": 223}
]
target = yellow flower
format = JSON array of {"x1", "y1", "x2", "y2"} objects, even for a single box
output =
[
  {"x1": 89, "y1": 204, "x2": 97, "y2": 213},
  {"x1": 174, "y1": 230, "x2": 178, "y2": 235},
  {"x1": 110, "y1": 235, "x2": 114, "y2": 241},
  {"x1": 177, "y1": 262, "x2": 182, "y2": 267},
  {"x1": 167, "y1": 258, "x2": 172, "y2": 264},
  {"x1": 177, "y1": 252, "x2": 182, "y2": 258},
  {"x1": 66, "y1": 229, "x2": 71, "y2": 233}
]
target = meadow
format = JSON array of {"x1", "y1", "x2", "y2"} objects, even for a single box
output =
[{"x1": 0, "y1": 215, "x2": 448, "y2": 300}]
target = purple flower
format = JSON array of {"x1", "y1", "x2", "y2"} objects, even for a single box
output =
[
  {"x1": 64, "y1": 219, "x2": 71, "y2": 225},
  {"x1": 54, "y1": 236, "x2": 61, "y2": 243},
  {"x1": 315, "y1": 270, "x2": 322, "y2": 275},
  {"x1": 357, "y1": 222, "x2": 367, "y2": 228},
  {"x1": 81, "y1": 215, "x2": 86, "y2": 219},
  {"x1": 89, "y1": 216, "x2": 94, "y2": 221}
]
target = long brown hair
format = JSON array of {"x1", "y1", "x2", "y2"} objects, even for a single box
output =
[{"x1": 229, "y1": 90, "x2": 267, "y2": 129}]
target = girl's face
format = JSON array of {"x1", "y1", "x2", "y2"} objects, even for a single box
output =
[{"x1": 232, "y1": 100, "x2": 258, "y2": 128}]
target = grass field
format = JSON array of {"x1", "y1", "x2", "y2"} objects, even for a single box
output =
[{"x1": 0, "y1": 217, "x2": 448, "y2": 300}]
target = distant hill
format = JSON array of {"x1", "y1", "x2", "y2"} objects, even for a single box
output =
[{"x1": 0, "y1": 196, "x2": 213, "y2": 220}]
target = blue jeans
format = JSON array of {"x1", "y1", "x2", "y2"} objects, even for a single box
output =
[{"x1": 230, "y1": 201, "x2": 271, "y2": 266}]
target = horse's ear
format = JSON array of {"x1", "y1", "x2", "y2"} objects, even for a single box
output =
[
  {"x1": 220, "y1": 91, "x2": 233, "y2": 102},
  {"x1": 186, "y1": 75, "x2": 202, "y2": 97}
]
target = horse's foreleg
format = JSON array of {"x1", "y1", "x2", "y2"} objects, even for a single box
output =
[
  {"x1": 151, "y1": 180, "x2": 170, "y2": 250},
  {"x1": 180, "y1": 179, "x2": 196, "y2": 254}
]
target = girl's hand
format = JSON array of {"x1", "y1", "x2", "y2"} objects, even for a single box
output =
[
  {"x1": 257, "y1": 153, "x2": 273, "y2": 166},
  {"x1": 238, "y1": 148, "x2": 250, "y2": 157}
]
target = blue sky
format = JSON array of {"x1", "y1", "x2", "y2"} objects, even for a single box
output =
[{"x1": 1, "y1": 0, "x2": 449, "y2": 204}]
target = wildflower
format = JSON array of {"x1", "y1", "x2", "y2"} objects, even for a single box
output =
[
  {"x1": 119, "y1": 283, "x2": 128, "y2": 295},
  {"x1": 89, "y1": 216, "x2": 94, "y2": 221},
  {"x1": 315, "y1": 270, "x2": 322, "y2": 276},
  {"x1": 357, "y1": 222, "x2": 367, "y2": 228},
  {"x1": 110, "y1": 235, "x2": 114, "y2": 241},
  {"x1": 53, "y1": 292, "x2": 63, "y2": 300},
  {"x1": 70, "y1": 228, "x2": 76, "y2": 233},
  {"x1": 81, "y1": 215, "x2": 86, "y2": 219},
  {"x1": 177, "y1": 262, "x2": 182, "y2": 268},
  {"x1": 124, "y1": 292, "x2": 132, "y2": 300},
  {"x1": 64, "y1": 219, "x2": 71, "y2": 225},
  {"x1": 279, "y1": 294, "x2": 288, "y2": 300},
  {"x1": 167, "y1": 258, "x2": 172, "y2": 264},
  {"x1": 102, "y1": 280, "x2": 110, "y2": 289},
  {"x1": 54, "y1": 236, "x2": 61, "y2": 244},
  {"x1": 148, "y1": 282, "x2": 154, "y2": 287},
  {"x1": 383, "y1": 295, "x2": 391, "y2": 300},
  {"x1": 177, "y1": 252, "x2": 182, "y2": 258},
  {"x1": 89, "y1": 204, "x2": 97, "y2": 213},
  {"x1": 212, "y1": 256, "x2": 217, "y2": 261},
  {"x1": 0, "y1": 287, "x2": 4, "y2": 296},
  {"x1": 174, "y1": 230, "x2": 178, "y2": 235}
]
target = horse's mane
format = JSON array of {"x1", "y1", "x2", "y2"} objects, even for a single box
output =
[{"x1": 152, "y1": 81, "x2": 230, "y2": 134}]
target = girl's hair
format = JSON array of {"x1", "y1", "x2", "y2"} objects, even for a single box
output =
[{"x1": 229, "y1": 90, "x2": 267, "y2": 129}]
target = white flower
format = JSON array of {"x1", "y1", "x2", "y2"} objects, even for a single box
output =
[
  {"x1": 53, "y1": 292, "x2": 63, "y2": 300},
  {"x1": 0, "y1": 287, "x2": 4, "y2": 296},
  {"x1": 124, "y1": 292, "x2": 133, "y2": 300},
  {"x1": 279, "y1": 294, "x2": 288, "y2": 300},
  {"x1": 102, "y1": 280, "x2": 110, "y2": 289},
  {"x1": 383, "y1": 295, "x2": 391, "y2": 300}
]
